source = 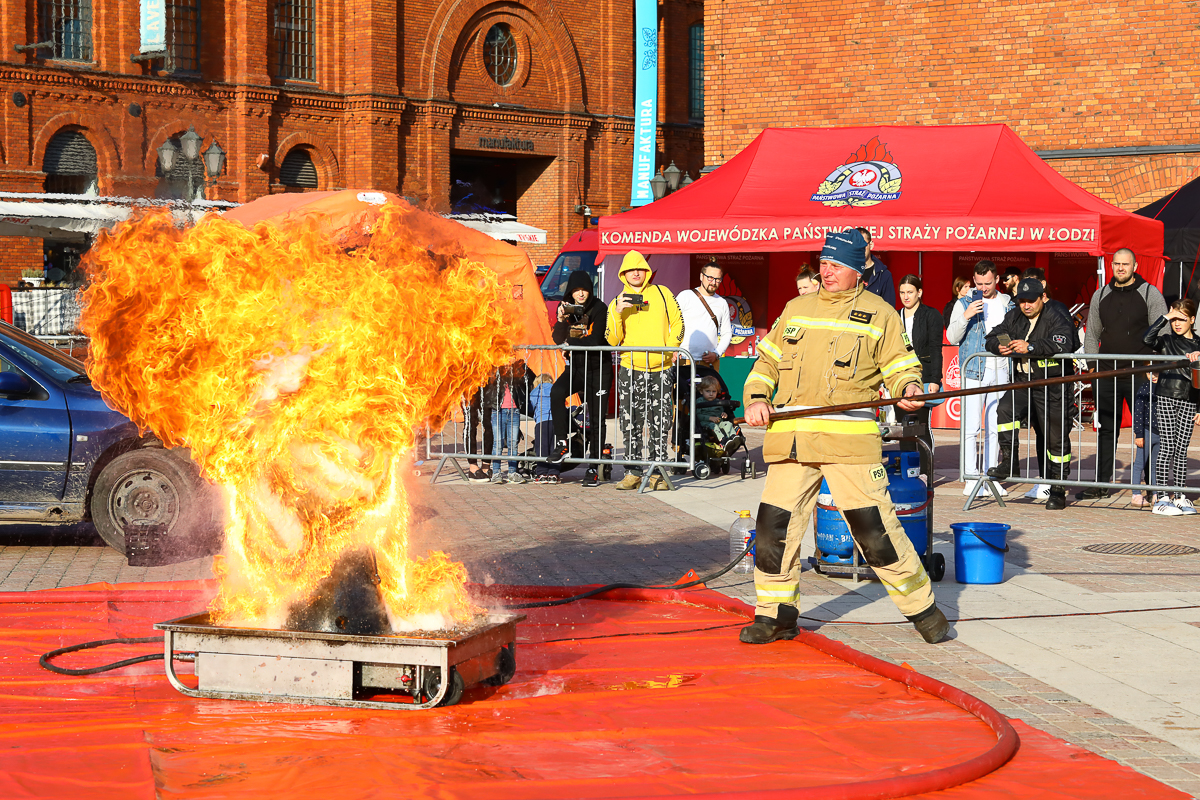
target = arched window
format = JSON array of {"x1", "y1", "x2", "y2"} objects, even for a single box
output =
[
  {"x1": 279, "y1": 148, "x2": 319, "y2": 188},
  {"x1": 42, "y1": 130, "x2": 97, "y2": 195},
  {"x1": 483, "y1": 24, "x2": 517, "y2": 86},
  {"x1": 688, "y1": 24, "x2": 704, "y2": 122}
]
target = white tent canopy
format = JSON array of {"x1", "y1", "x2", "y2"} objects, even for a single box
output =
[
  {"x1": 0, "y1": 201, "x2": 131, "y2": 241},
  {"x1": 447, "y1": 213, "x2": 547, "y2": 244}
]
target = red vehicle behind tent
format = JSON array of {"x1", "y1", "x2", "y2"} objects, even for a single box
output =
[{"x1": 539, "y1": 228, "x2": 599, "y2": 327}]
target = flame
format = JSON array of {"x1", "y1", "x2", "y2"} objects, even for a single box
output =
[
  {"x1": 844, "y1": 136, "x2": 893, "y2": 165},
  {"x1": 79, "y1": 205, "x2": 520, "y2": 630}
]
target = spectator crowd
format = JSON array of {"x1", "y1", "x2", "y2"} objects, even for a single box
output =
[{"x1": 457, "y1": 236, "x2": 1199, "y2": 512}]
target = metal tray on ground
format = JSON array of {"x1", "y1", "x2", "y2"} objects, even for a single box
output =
[{"x1": 155, "y1": 611, "x2": 524, "y2": 710}]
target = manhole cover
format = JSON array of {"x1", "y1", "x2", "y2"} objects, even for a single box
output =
[{"x1": 1082, "y1": 542, "x2": 1200, "y2": 556}]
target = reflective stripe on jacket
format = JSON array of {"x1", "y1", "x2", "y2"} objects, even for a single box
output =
[{"x1": 743, "y1": 285, "x2": 921, "y2": 464}]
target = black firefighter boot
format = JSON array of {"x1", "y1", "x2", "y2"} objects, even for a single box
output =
[
  {"x1": 739, "y1": 603, "x2": 799, "y2": 644},
  {"x1": 986, "y1": 454, "x2": 1018, "y2": 481},
  {"x1": 906, "y1": 603, "x2": 951, "y2": 644}
]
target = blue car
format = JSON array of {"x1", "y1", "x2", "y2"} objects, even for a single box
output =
[{"x1": 0, "y1": 321, "x2": 221, "y2": 561}]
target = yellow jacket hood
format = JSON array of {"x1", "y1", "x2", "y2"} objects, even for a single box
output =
[{"x1": 618, "y1": 251, "x2": 655, "y2": 290}]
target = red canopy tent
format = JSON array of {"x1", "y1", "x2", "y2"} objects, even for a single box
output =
[
  {"x1": 599, "y1": 124, "x2": 1164, "y2": 313},
  {"x1": 599, "y1": 125, "x2": 1165, "y2": 430},
  {"x1": 601, "y1": 124, "x2": 1162, "y2": 264}
]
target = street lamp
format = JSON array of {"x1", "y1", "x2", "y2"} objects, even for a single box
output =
[
  {"x1": 664, "y1": 161, "x2": 682, "y2": 192},
  {"x1": 650, "y1": 171, "x2": 668, "y2": 201},
  {"x1": 156, "y1": 125, "x2": 226, "y2": 201},
  {"x1": 649, "y1": 160, "x2": 691, "y2": 202}
]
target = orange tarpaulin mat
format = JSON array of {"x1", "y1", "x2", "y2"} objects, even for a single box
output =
[
  {"x1": 0, "y1": 582, "x2": 1186, "y2": 800},
  {"x1": 220, "y1": 190, "x2": 561, "y2": 378}
]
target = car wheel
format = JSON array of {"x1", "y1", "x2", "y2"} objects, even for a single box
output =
[{"x1": 90, "y1": 448, "x2": 213, "y2": 559}]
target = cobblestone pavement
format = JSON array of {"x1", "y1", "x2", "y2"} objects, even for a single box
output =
[{"x1": 4, "y1": 438, "x2": 1200, "y2": 796}]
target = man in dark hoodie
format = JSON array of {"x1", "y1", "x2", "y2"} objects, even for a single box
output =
[
  {"x1": 546, "y1": 269, "x2": 612, "y2": 487},
  {"x1": 1079, "y1": 248, "x2": 1167, "y2": 499}
]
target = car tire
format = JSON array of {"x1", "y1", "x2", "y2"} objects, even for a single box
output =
[{"x1": 90, "y1": 448, "x2": 218, "y2": 559}]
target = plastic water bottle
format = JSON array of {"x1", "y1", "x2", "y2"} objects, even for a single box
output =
[{"x1": 729, "y1": 510, "x2": 756, "y2": 574}]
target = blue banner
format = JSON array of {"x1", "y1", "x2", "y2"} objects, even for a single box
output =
[
  {"x1": 629, "y1": 0, "x2": 658, "y2": 207},
  {"x1": 140, "y1": 0, "x2": 165, "y2": 52}
]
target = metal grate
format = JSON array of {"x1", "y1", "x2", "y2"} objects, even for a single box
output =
[
  {"x1": 165, "y1": 1, "x2": 201, "y2": 74},
  {"x1": 483, "y1": 24, "x2": 516, "y2": 86},
  {"x1": 688, "y1": 23, "x2": 703, "y2": 122},
  {"x1": 38, "y1": 0, "x2": 92, "y2": 61},
  {"x1": 279, "y1": 148, "x2": 318, "y2": 188},
  {"x1": 1082, "y1": 542, "x2": 1200, "y2": 556},
  {"x1": 274, "y1": 0, "x2": 315, "y2": 81}
]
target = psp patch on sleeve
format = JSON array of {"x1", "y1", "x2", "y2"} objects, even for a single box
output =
[
  {"x1": 869, "y1": 465, "x2": 887, "y2": 483},
  {"x1": 849, "y1": 309, "x2": 875, "y2": 325},
  {"x1": 783, "y1": 323, "x2": 803, "y2": 340}
]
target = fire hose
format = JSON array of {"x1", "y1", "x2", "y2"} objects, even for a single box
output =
[{"x1": 732, "y1": 358, "x2": 1194, "y2": 425}]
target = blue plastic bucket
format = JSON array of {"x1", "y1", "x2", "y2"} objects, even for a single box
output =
[{"x1": 951, "y1": 522, "x2": 1010, "y2": 584}]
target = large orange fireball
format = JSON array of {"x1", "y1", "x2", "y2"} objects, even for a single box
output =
[{"x1": 80, "y1": 204, "x2": 520, "y2": 630}]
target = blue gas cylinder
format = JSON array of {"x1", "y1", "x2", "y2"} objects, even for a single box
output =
[
  {"x1": 814, "y1": 451, "x2": 929, "y2": 563},
  {"x1": 884, "y1": 451, "x2": 929, "y2": 556},
  {"x1": 814, "y1": 480, "x2": 855, "y2": 563}
]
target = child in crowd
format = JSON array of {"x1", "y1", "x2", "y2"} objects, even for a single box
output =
[
  {"x1": 1130, "y1": 377, "x2": 1160, "y2": 508},
  {"x1": 1143, "y1": 299, "x2": 1200, "y2": 515},
  {"x1": 529, "y1": 374, "x2": 560, "y2": 484},
  {"x1": 696, "y1": 375, "x2": 745, "y2": 456}
]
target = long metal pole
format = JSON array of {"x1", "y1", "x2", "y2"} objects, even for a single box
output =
[{"x1": 735, "y1": 359, "x2": 1191, "y2": 424}]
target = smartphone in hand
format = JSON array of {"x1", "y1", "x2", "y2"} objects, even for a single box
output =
[
  {"x1": 972, "y1": 289, "x2": 984, "y2": 302},
  {"x1": 997, "y1": 334, "x2": 1013, "y2": 347}
]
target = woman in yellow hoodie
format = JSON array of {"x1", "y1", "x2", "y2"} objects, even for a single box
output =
[{"x1": 606, "y1": 251, "x2": 685, "y2": 490}]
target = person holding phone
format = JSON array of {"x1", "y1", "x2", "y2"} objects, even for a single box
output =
[
  {"x1": 547, "y1": 269, "x2": 612, "y2": 486},
  {"x1": 946, "y1": 260, "x2": 1014, "y2": 495},
  {"x1": 605, "y1": 251, "x2": 685, "y2": 490},
  {"x1": 984, "y1": 278, "x2": 1075, "y2": 510}
]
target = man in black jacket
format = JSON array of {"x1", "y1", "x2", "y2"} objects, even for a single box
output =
[
  {"x1": 1079, "y1": 249, "x2": 1167, "y2": 499},
  {"x1": 986, "y1": 278, "x2": 1077, "y2": 510},
  {"x1": 548, "y1": 269, "x2": 612, "y2": 486}
]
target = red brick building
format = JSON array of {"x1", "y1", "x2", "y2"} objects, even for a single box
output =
[
  {"x1": 704, "y1": 0, "x2": 1197, "y2": 211},
  {"x1": 0, "y1": 0, "x2": 705, "y2": 284}
]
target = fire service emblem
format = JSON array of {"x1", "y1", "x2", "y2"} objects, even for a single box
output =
[{"x1": 811, "y1": 136, "x2": 903, "y2": 208}]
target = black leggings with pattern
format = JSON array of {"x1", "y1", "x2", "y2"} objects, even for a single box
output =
[{"x1": 1154, "y1": 396, "x2": 1196, "y2": 493}]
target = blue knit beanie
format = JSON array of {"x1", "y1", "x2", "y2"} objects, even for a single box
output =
[{"x1": 820, "y1": 229, "x2": 867, "y2": 274}]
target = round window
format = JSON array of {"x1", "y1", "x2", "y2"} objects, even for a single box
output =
[{"x1": 483, "y1": 24, "x2": 517, "y2": 86}]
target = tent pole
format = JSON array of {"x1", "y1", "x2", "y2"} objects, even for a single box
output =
[
  {"x1": 918, "y1": 251, "x2": 923, "y2": 280},
  {"x1": 1097, "y1": 255, "x2": 1105, "y2": 288}
]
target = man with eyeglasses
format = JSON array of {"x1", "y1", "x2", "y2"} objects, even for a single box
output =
[{"x1": 677, "y1": 258, "x2": 732, "y2": 371}]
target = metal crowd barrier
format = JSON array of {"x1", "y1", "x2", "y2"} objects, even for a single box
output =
[
  {"x1": 424, "y1": 344, "x2": 712, "y2": 492},
  {"x1": 958, "y1": 351, "x2": 1199, "y2": 509}
]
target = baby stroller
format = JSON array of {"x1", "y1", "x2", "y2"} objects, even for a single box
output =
[{"x1": 676, "y1": 364, "x2": 756, "y2": 480}]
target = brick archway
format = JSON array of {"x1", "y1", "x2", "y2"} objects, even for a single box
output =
[
  {"x1": 33, "y1": 113, "x2": 121, "y2": 186},
  {"x1": 419, "y1": 0, "x2": 585, "y2": 111},
  {"x1": 273, "y1": 133, "x2": 342, "y2": 189},
  {"x1": 1110, "y1": 156, "x2": 1200, "y2": 210}
]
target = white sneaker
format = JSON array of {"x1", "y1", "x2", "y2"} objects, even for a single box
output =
[
  {"x1": 1153, "y1": 498, "x2": 1184, "y2": 516},
  {"x1": 1175, "y1": 496, "x2": 1198, "y2": 515},
  {"x1": 962, "y1": 479, "x2": 1007, "y2": 497},
  {"x1": 1024, "y1": 483, "x2": 1051, "y2": 500}
]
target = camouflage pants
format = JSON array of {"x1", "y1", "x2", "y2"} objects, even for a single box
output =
[{"x1": 618, "y1": 365, "x2": 676, "y2": 475}]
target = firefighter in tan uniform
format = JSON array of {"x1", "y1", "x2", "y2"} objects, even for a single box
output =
[{"x1": 740, "y1": 229, "x2": 950, "y2": 645}]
